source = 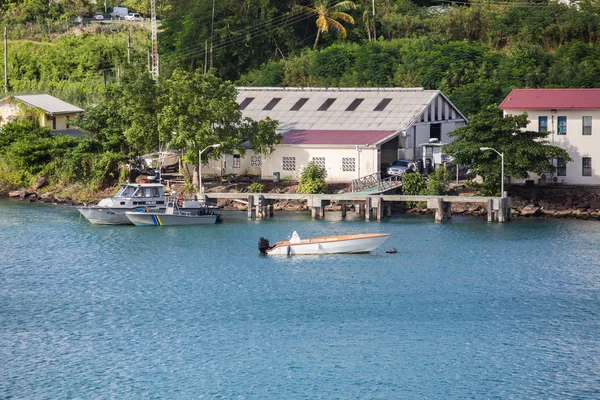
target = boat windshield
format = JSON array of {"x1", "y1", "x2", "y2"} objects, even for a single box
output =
[{"x1": 115, "y1": 185, "x2": 137, "y2": 197}]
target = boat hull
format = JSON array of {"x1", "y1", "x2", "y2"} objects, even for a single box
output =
[
  {"x1": 125, "y1": 212, "x2": 218, "y2": 226},
  {"x1": 266, "y1": 234, "x2": 390, "y2": 255},
  {"x1": 77, "y1": 207, "x2": 153, "y2": 225}
]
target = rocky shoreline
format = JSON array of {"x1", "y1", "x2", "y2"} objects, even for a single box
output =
[{"x1": 4, "y1": 183, "x2": 600, "y2": 221}]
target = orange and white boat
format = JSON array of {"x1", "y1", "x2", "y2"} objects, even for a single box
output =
[{"x1": 258, "y1": 231, "x2": 391, "y2": 256}]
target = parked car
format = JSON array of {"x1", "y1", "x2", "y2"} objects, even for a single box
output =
[
  {"x1": 93, "y1": 12, "x2": 104, "y2": 20},
  {"x1": 124, "y1": 13, "x2": 142, "y2": 21},
  {"x1": 386, "y1": 160, "x2": 415, "y2": 177}
]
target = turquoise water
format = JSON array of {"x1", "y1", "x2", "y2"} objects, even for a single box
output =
[{"x1": 1, "y1": 199, "x2": 599, "y2": 398}]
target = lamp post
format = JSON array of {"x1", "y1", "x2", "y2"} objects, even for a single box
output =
[
  {"x1": 198, "y1": 143, "x2": 221, "y2": 195},
  {"x1": 480, "y1": 147, "x2": 504, "y2": 197}
]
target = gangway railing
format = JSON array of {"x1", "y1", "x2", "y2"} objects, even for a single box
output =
[
  {"x1": 351, "y1": 173, "x2": 402, "y2": 193},
  {"x1": 352, "y1": 172, "x2": 381, "y2": 192}
]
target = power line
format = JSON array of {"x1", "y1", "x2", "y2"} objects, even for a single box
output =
[{"x1": 162, "y1": 0, "x2": 352, "y2": 63}]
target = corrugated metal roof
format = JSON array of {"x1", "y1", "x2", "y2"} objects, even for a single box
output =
[
  {"x1": 237, "y1": 87, "x2": 455, "y2": 132},
  {"x1": 13, "y1": 94, "x2": 84, "y2": 114},
  {"x1": 282, "y1": 130, "x2": 397, "y2": 146},
  {"x1": 500, "y1": 88, "x2": 600, "y2": 110}
]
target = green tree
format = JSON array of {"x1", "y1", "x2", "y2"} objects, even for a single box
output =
[
  {"x1": 158, "y1": 69, "x2": 280, "y2": 188},
  {"x1": 444, "y1": 105, "x2": 572, "y2": 195},
  {"x1": 297, "y1": 0, "x2": 357, "y2": 49},
  {"x1": 298, "y1": 161, "x2": 327, "y2": 194}
]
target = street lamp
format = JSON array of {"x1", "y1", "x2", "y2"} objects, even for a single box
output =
[
  {"x1": 198, "y1": 143, "x2": 221, "y2": 195},
  {"x1": 480, "y1": 147, "x2": 505, "y2": 197}
]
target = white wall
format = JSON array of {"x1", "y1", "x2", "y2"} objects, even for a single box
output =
[
  {"x1": 505, "y1": 109, "x2": 600, "y2": 185},
  {"x1": 203, "y1": 146, "x2": 379, "y2": 183}
]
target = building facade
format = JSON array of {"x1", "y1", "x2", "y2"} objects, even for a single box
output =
[
  {"x1": 500, "y1": 88, "x2": 600, "y2": 185},
  {"x1": 0, "y1": 94, "x2": 84, "y2": 136},
  {"x1": 204, "y1": 87, "x2": 467, "y2": 182}
]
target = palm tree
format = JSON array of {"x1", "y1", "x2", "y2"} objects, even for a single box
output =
[{"x1": 297, "y1": 0, "x2": 357, "y2": 50}]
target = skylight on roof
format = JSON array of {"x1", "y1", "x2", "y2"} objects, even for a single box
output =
[
  {"x1": 239, "y1": 97, "x2": 255, "y2": 110},
  {"x1": 318, "y1": 98, "x2": 336, "y2": 111},
  {"x1": 290, "y1": 98, "x2": 309, "y2": 111},
  {"x1": 346, "y1": 98, "x2": 364, "y2": 112},
  {"x1": 374, "y1": 98, "x2": 392, "y2": 111},
  {"x1": 263, "y1": 98, "x2": 282, "y2": 111}
]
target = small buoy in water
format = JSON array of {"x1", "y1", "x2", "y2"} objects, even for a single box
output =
[{"x1": 386, "y1": 248, "x2": 398, "y2": 254}]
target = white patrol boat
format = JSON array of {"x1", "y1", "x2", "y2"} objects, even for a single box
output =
[{"x1": 77, "y1": 183, "x2": 219, "y2": 225}]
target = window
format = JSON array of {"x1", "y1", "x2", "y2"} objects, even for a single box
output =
[
  {"x1": 239, "y1": 97, "x2": 254, "y2": 110},
  {"x1": 538, "y1": 116, "x2": 548, "y2": 132},
  {"x1": 558, "y1": 116, "x2": 567, "y2": 135},
  {"x1": 430, "y1": 123, "x2": 441, "y2": 141},
  {"x1": 251, "y1": 155, "x2": 261, "y2": 166},
  {"x1": 583, "y1": 116, "x2": 592, "y2": 135},
  {"x1": 374, "y1": 98, "x2": 392, "y2": 111},
  {"x1": 51, "y1": 117, "x2": 56, "y2": 130},
  {"x1": 282, "y1": 157, "x2": 295, "y2": 171},
  {"x1": 233, "y1": 155, "x2": 241, "y2": 168},
  {"x1": 290, "y1": 98, "x2": 309, "y2": 111},
  {"x1": 318, "y1": 98, "x2": 336, "y2": 111},
  {"x1": 582, "y1": 157, "x2": 592, "y2": 176},
  {"x1": 342, "y1": 157, "x2": 355, "y2": 172},
  {"x1": 345, "y1": 98, "x2": 364, "y2": 112},
  {"x1": 312, "y1": 157, "x2": 325, "y2": 167},
  {"x1": 557, "y1": 157, "x2": 566, "y2": 176},
  {"x1": 263, "y1": 98, "x2": 281, "y2": 111}
]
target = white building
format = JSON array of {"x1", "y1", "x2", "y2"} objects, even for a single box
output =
[
  {"x1": 500, "y1": 88, "x2": 600, "y2": 185},
  {"x1": 204, "y1": 87, "x2": 467, "y2": 183}
]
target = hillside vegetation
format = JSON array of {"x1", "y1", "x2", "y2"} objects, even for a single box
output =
[{"x1": 1, "y1": 0, "x2": 600, "y2": 195}]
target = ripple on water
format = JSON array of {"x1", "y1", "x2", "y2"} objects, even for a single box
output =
[{"x1": 1, "y1": 203, "x2": 600, "y2": 398}]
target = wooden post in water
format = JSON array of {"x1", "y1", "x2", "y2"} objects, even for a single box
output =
[
  {"x1": 365, "y1": 197, "x2": 372, "y2": 221},
  {"x1": 497, "y1": 197, "x2": 506, "y2": 222},
  {"x1": 268, "y1": 202, "x2": 274, "y2": 218},
  {"x1": 376, "y1": 197, "x2": 383, "y2": 221},
  {"x1": 247, "y1": 195, "x2": 254, "y2": 219},
  {"x1": 487, "y1": 199, "x2": 493, "y2": 222},
  {"x1": 257, "y1": 195, "x2": 265, "y2": 219},
  {"x1": 341, "y1": 203, "x2": 347, "y2": 219}
]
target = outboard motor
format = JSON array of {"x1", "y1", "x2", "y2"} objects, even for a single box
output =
[
  {"x1": 258, "y1": 237, "x2": 271, "y2": 254},
  {"x1": 425, "y1": 158, "x2": 433, "y2": 173},
  {"x1": 415, "y1": 159, "x2": 424, "y2": 174}
]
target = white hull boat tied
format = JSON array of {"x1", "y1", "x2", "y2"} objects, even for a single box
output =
[{"x1": 258, "y1": 231, "x2": 391, "y2": 255}]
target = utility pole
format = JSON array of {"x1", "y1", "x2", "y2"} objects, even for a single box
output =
[
  {"x1": 4, "y1": 26, "x2": 8, "y2": 94},
  {"x1": 150, "y1": 0, "x2": 159, "y2": 79},
  {"x1": 372, "y1": 0, "x2": 376, "y2": 41},
  {"x1": 127, "y1": 30, "x2": 131, "y2": 64},
  {"x1": 209, "y1": 0, "x2": 215, "y2": 70}
]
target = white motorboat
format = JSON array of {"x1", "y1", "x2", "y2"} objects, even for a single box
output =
[
  {"x1": 77, "y1": 183, "x2": 220, "y2": 225},
  {"x1": 125, "y1": 199, "x2": 221, "y2": 226},
  {"x1": 258, "y1": 231, "x2": 391, "y2": 255}
]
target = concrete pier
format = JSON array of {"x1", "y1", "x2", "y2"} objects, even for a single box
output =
[{"x1": 204, "y1": 193, "x2": 511, "y2": 223}]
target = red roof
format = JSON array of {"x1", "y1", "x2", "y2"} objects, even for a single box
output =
[
  {"x1": 282, "y1": 130, "x2": 397, "y2": 145},
  {"x1": 499, "y1": 89, "x2": 600, "y2": 110}
]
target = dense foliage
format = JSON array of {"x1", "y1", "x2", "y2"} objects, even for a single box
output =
[
  {"x1": 298, "y1": 161, "x2": 328, "y2": 194},
  {"x1": 444, "y1": 105, "x2": 572, "y2": 195},
  {"x1": 0, "y1": 120, "x2": 122, "y2": 191}
]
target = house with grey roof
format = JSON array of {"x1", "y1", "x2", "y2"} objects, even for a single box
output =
[
  {"x1": 0, "y1": 94, "x2": 85, "y2": 136},
  {"x1": 204, "y1": 87, "x2": 467, "y2": 183}
]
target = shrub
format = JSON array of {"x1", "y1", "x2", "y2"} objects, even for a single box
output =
[
  {"x1": 248, "y1": 182, "x2": 264, "y2": 193},
  {"x1": 401, "y1": 172, "x2": 427, "y2": 208},
  {"x1": 425, "y1": 165, "x2": 452, "y2": 195},
  {"x1": 298, "y1": 162, "x2": 327, "y2": 194}
]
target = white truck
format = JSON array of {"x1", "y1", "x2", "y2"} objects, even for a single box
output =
[{"x1": 110, "y1": 6, "x2": 128, "y2": 18}]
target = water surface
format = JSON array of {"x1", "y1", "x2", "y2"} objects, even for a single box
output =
[{"x1": 1, "y1": 199, "x2": 599, "y2": 398}]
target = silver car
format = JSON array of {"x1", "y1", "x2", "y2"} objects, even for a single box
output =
[{"x1": 386, "y1": 160, "x2": 414, "y2": 177}]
